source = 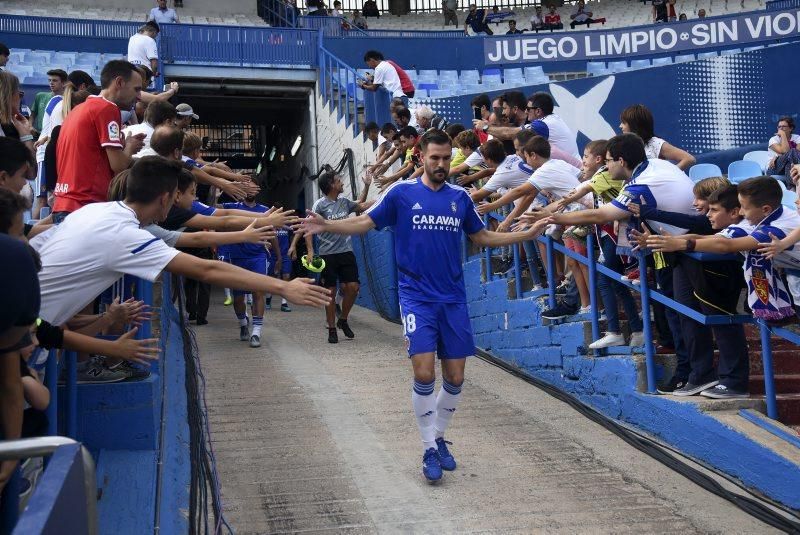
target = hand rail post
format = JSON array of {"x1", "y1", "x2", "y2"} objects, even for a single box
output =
[
  {"x1": 483, "y1": 215, "x2": 492, "y2": 281},
  {"x1": 45, "y1": 349, "x2": 58, "y2": 436},
  {"x1": 545, "y1": 236, "x2": 556, "y2": 308},
  {"x1": 587, "y1": 233, "x2": 600, "y2": 343},
  {"x1": 636, "y1": 249, "x2": 657, "y2": 393},
  {"x1": 65, "y1": 350, "x2": 78, "y2": 439},
  {"x1": 512, "y1": 242, "x2": 522, "y2": 299},
  {"x1": 758, "y1": 320, "x2": 780, "y2": 419},
  {"x1": 134, "y1": 279, "x2": 153, "y2": 340},
  {"x1": 0, "y1": 468, "x2": 20, "y2": 533}
]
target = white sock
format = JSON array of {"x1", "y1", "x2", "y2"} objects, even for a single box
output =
[
  {"x1": 224, "y1": 288, "x2": 231, "y2": 298},
  {"x1": 236, "y1": 313, "x2": 248, "y2": 327},
  {"x1": 252, "y1": 316, "x2": 263, "y2": 337},
  {"x1": 434, "y1": 380, "x2": 463, "y2": 439},
  {"x1": 281, "y1": 298, "x2": 288, "y2": 305},
  {"x1": 412, "y1": 379, "x2": 437, "y2": 452},
  {"x1": 246, "y1": 294, "x2": 253, "y2": 306}
]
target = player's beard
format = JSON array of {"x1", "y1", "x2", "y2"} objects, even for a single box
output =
[{"x1": 426, "y1": 165, "x2": 448, "y2": 184}]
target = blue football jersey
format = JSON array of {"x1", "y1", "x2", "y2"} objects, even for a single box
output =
[
  {"x1": 219, "y1": 202, "x2": 269, "y2": 259},
  {"x1": 366, "y1": 179, "x2": 484, "y2": 303},
  {"x1": 276, "y1": 226, "x2": 292, "y2": 256}
]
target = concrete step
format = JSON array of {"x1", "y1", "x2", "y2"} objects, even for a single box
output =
[{"x1": 750, "y1": 374, "x2": 800, "y2": 395}]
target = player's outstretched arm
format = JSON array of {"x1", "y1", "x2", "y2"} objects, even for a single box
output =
[
  {"x1": 647, "y1": 233, "x2": 758, "y2": 254},
  {"x1": 300, "y1": 211, "x2": 377, "y2": 237},
  {"x1": 469, "y1": 219, "x2": 550, "y2": 247},
  {"x1": 165, "y1": 253, "x2": 331, "y2": 307},
  {"x1": 175, "y1": 220, "x2": 275, "y2": 248}
]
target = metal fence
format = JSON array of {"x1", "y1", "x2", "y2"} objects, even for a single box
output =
[
  {"x1": 0, "y1": 14, "x2": 140, "y2": 39},
  {"x1": 765, "y1": 0, "x2": 800, "y2": 9},
  {"x1": 319, "y1": 46, "x2": 366, "y2": 132},
  {"x1": 480, "y1": 209, "x2": 789, "y2": 420},
  {"x1": 315, "y1": 0, "x2": 545, "y2": 13}
]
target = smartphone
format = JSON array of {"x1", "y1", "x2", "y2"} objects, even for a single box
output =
[
  {"x1": 473, "y1": 106, "x2": 482, "y2": 120},
  {"x1": 163, "y1": 84, "x2": 170, "y2": 92}
]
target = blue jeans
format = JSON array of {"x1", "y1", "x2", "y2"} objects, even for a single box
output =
[
  {"x1": 598, "y1": 235, "x2": 642, "y2": 334},
  {"x1": 521, "y1": 240, "x2": 544, "y2": 286}
]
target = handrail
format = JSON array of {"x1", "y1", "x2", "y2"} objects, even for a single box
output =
[
  {"x1": 319, "y1": 45, "x2": 365, "y2": 132},
  {"x1": 0, "y1": 437, "x2": 97, "y2": 535},
  {"x1": 480, "y1": 207, "x2": 786, "y2": 419}
]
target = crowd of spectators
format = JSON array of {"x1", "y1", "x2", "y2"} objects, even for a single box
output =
[
  {"x1": 363, "y1": 87, "x2": 800, "y2": 405},
  {"x1": 0, "y1": 42, "x2": 333, "y2": 501}
]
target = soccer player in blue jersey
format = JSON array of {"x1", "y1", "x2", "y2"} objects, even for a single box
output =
[
  {"x1": 266, "y1": 207, "x2": 294, "y2": 312},
  {"x1": 301, "y1": 129, "x2": 548, "y2": 482},
  {"x1": 220, "y1": 196, "x2": 278, "y2": 348}
]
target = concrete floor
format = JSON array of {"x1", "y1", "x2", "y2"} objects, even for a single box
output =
[{"x1": 195, "y1": 298, "x2": 775, "y2": 534}]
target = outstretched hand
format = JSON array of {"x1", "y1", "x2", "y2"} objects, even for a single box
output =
[
  {"x1": 644, "y1": 226, "x2": 684, "y2": 252},
  {"x1": 284, "y1": 278, "x2": 332, "y2": 307},
  {"x1": 299, "y1": 210, "x2": 328, "y2": 236},
  {"x1": 628, "y1": 222, "x2": 652, "y2": 251},
  {"x1": 109, "y1": 327, "x2": 160, "y2": 366},
  {"x1": 757, "y1": 232, "x2": 786, "y2": 259},
  {"x1": 242, "y1": 219, "x2": 276, "y2": 244}
]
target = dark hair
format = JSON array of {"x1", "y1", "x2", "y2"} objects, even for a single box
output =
[
  {"x1": 528, "y1": 92, "x2": 555, "y2": 115},
  {"x1": 144, "y1": 100, "x2": 177, "y2": 127},
  {"x1": 100, "y1": 60, "x2": 138, "y2": 90},
  {"x1": 136, "y1": 65, "x2": 153, "y2": 83},
  {"x1": 522, "y1": 135, "x2": 550, "y2": 159},
  {"x1": 445, "y1": 123, "x2": 466, "y2": 139},
  {"x1": 363, "y1": 50, "x2": 384, "y2": 62},
  {"x1": 144, "y1": 20, "x2": 160, "y2": 33},
  {"x1": 108, "y1": 169, "x2": 129, "y2": 201},
  {"x1": 585, "y1": 139, "x2": 608, "y2": 157},
  {"x1": 46, "y1": 69, "x2": 68, "y2": 81},
  {"x1": 177, "y1": 169, "x2": 196, "y2": 193},
  {"x1": 502, "y1": 90, "x2": 526, "y2": 111},
  {"x1": 0, "y1": 189, "x2": 28, "y2": 234},
  {"x1": 364, "y1": 121, "x2": 379, "y2": 133},
  {"x1": 470, "y1": 93, "x2": 491, "y2": 111},
  {"x1": 125, "y1": 156, "x2": 182, "y2": 204},
  {"x1": 454, "y1": 130, "x2": 480, "y2": 151},
  {"x1": 0, "y1": 43, "x2": 8, "y2": 57},
  {"x1": 380, "y1": 122, "x2": 397, "y2": 135},
  {"x1": 514, "y1": 128, "x2": 536, "y2": 146},
  {"x1": 318, "y1": 170, "x2": 337, "y2": 195},
  {"x1": 398, "y1": 126, "x2": 419, "y2": 139},
  {"x1": 67, "y1": 70, "x2": 95, "y2": 89},
  {"x1": 778, "y1": 116, "x2": 796, "y2": 130},
  {"x1": 419, "y1": 129, "x2": 451, "y2": 152},
  {"x1": 395, "y1": 107, "x2": 411, "y2": 122},
  {"x1": 607, "y1": 133, "x2": 646, "y2": 169},
  {"x1": 509, "y1": 19, "x2": 517, "y2": 24},
  {"x1": 150, "y1": 127, "x2": 185, "y2": 157},
  {"x1": 0, "y1": 137, "x2": 35, "y2": 176},
  {"x1": 737, "y1": 176, "x2": 782, "y2": 211},
  {"x1": 620, "y1": 104, "x2": 655, "y2": 143},
  {"x1": 481, "y1": 139, "x2": 506, "y2": 164},
  {"x1": 707, "y1": 184, "x2": 740, "y2": 210}
]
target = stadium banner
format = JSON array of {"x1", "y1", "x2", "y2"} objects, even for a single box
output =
[{"x1": 484, "y1": 8, "x2": 800, "y2": 64}]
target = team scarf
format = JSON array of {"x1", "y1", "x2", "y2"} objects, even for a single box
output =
[{"x1": 744, "y1": 208, "x2": 795, "y2": 321}]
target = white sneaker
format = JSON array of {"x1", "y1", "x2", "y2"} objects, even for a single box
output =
[
  {"x1": 578, "y1": 305, "x2": 592, "y2": 314},
  {"x1": 589, "y1": 332, "x2": 625, "y2": 349},
  {"x1": 532, "y1": 284, "x2": 544, "y2": 291},
  {"x1": 629, "y1": 331, "x2": 645, "y2": 347}
]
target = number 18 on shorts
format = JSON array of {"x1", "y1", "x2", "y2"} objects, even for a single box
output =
[{"x1": 400, "y1": 299, "x2": 476, "y2": 360}]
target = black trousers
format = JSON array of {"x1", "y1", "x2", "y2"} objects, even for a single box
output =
[
  {"x1": 182, "y1": 247, "x2": 213, "y2": 321},
  {"x1": 655, "y1": 264, "x2": 690, "y2": 380}
]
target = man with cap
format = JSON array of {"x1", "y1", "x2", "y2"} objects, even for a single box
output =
[{"x1": 176, "y1": 103, "x2": 198, "y2": 130}]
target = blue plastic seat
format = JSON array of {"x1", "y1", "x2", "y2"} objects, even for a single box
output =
[
  {"x1": 743, "y1": 150, "x2": 772, "y2": 173},
  {"x1": 482, "y1": 73, "x2": 502, "y2": 85},
  {"x1": 689, "y1": 163, "x2": 722, "y2": 181},
  {"x1": 503, "y1": 67, "x2": 523, "y2": 81},
  {"x1": 719, "y1": 48, "x2": 741, "y2": 56},
  {"x1": 417, "y1": 82, "x2": 439, "y2": 97},
  {"x1": 429, "y1": 89, "x2": 451, "y2": 99},
  {"x1": 482, "y1": 68, "x2": 502, "y2": 77},
  {"x1": 697, "y1": 51, "x2": 718, "y2": 60},
  {"x1": 727, "y1": 160, "x2": 763, "y2": 183},
  {"x1": 460, "y1": 69, "x2": 480, "y2": 82},
  {"x1": 652, "y1": 57, "x2": 672, "y2": 67},
  {"x1": 524, "y1": 66, "x2": 545, "y2": 79},
  {"x1": 607, "y1": 61, "x2": 628, "y2": 73},
  {"x1": 586, "y1": 61, "x2": 606, "y2": 76},
  {"x1": 743, "y1": 45, "x2": 763, "y2": 52},
  {"x1": 675, "y1": 54, "x2": 695, "y2": 63},
  {"x1": 418, "y1": 69, "x2": 438, "y2": 78},
  {"x1": 439, "y1": 70, "x2": 459, "y2": 80},
  {"x1": 782, "y1": 189, "x2": 797, "y2": 209},
  {"x1": 630, "y1": 59, "x2": 650, "y2": 69}
]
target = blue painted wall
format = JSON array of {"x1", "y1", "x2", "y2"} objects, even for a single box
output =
[
  {"x1": 352, "y1": 229, "x2": 400, "y2": 322},
  {"x1": 352, "y1": 231, "x2": 800, "y2": 509}
]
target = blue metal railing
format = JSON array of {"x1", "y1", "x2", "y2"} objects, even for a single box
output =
[
  {"x1": 259, "y1": 0, "x2": 299, "y2": 27},
  {"x1": 0, "y1": 14, "x2": 139, "y2": 39},
  {"x1": 766, "y1": 0, "x2": 800, "y2": 10},
  {"x1": 319, "y1": 45, "x2": 366, "y2": 131},
  {"x1": 479, "y1": 209, "x2": 790, "y2": 419},
  {"x1": 159, "y1": 23, "x2": 317, "y2": 68}
]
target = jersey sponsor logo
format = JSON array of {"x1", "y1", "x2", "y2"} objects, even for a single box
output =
[
  {"x1": 54, "y1": 182, "x2": 69, "y2": 194},
  {"x1": 411, "y1": 214, "x2": 462, "y2": 233},
  {"x1": 108, "y1": 121, "x2": 120, "y2": 141}
]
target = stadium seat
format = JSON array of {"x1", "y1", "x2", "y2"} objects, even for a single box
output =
[
  {"x1": 503, "y1": 67, "x2": 523, "y2": 80},
  {"x1": 689, "y1": 163, "x2": 722, "y2": 181},
  {"x1": 743, "y1": 45, "x2": 763, "y2": 52},
  {"x1": 720, "y1": 48, "x2": 741, "y2": 56},
  {"x1": 523, "y1": 66, "x2": 545, "y2": 79},
  {"x1": 586, "y1": 61, "x2": 607, "y2": 76},
  {"x1": 743, "y1": 150, "x2": 772, "y2": 172},
  {"x1": 652, "y1": 57, "x2": 672, "y2": 67},
  {"x1": 697, "y1": 51, "x2": 718, "y2": 60},
  {"x1": 482, "y1": 73, "x2": 502, "y2": 86},
  {"x1": 8, "y1": 65, "x2": 34, "y2": 78},
  {"x1": 417, "y1": 82, "x2": 439, "y2": 96},
  {"x1": 727, "y1": 160, "x2": 763, "y2": 183},
  {"x1": 460, "y1": 69, "x2": 480, "y2": 82},
  {"x1": 630, "y1": 59, "x2": 650, "y2": 69},
  {"x1": 482, "y1": 68, "x2": 502, "y2": 77},
  {"x1": 782, "y1": 189, "x2": 797, "y2": 209},
  {"x1": 418, "y1": 69, "x2": 438, "y2": 79},
  {"x1": 429, "y1": 89, "x2": 451, "y2": 99},
  {"x1": 607, "y1": 61, "x2": 628, "y2": 73},
  {"x1": 675, "y1": 54, "x2": 695, "y2": 63}
]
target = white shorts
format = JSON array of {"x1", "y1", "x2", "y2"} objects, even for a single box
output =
[{"x1": 35, "y1": 161, "x2": 48, "y2": 198}]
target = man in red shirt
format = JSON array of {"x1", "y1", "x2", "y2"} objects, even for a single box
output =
[
  {"x1": 544, "y1": 5, "x2": 563, "y2": 30},
  {"x1": 386, "y1": 59, "x2": 415, "y2": 99},
  {"x1": 53, "y1": 60, "x2": 145, "y2": 220}
]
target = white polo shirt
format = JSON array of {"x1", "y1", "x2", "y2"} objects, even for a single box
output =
[
  {"x1": 127, "y1": 33, "x2": 158, "y2": 67},
  {"x1": 34, "y1": 201, "x2": 179, "y2": 325},
  {"x1": 373, "y1": 60, "x2": 404, "y2": 98},
  {"x1": 527, "y1": 158, "x2": 583, "y2": 200},
  {"x1": 541, "y1": 113, "x2": 579, "y2": 159},
  {"x1": 123, "y1": 122, "x2": 155, "y2": 154},
  {"x1": 482, "y1": 154, "x2": 532, "y2": 193}
]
